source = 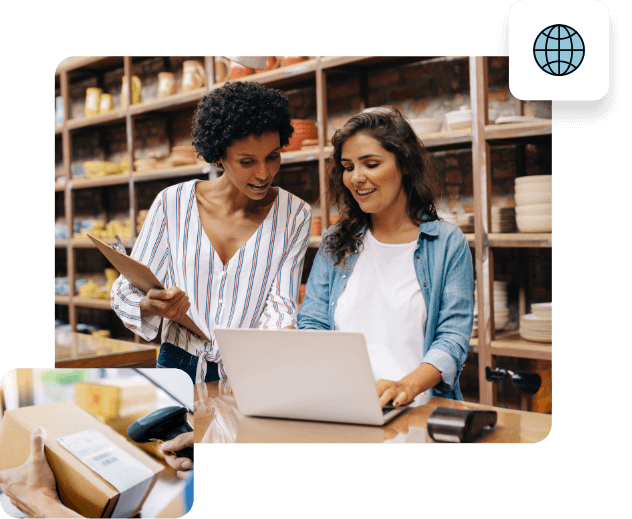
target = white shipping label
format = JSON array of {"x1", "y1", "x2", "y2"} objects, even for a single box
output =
[{"x1": 57, "y1": 429, "x2": 155, "y2": 518}]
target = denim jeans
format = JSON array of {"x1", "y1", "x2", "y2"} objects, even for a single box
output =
[{"x1": 157, "y1": 342, "x2": 220, "y2": 384}]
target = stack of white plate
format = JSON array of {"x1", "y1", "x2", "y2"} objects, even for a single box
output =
[
  {"x1": 515, "y1": 175, "x2": 552, "y2": 232},
  {"x1": 492, "y1": 280, "x2": 510, "y2": 330},
  {"x1": 520, "y1": 302, "x2": 552, "y2": 342},
  {"x1": 473, "y1": 280, "x2": 510, "y2": 335},
  {"x1": 456, "y1": 213, "x2": 474, "y2": 233},
  {"x1": 491, "y1": 207, "x2": 516, "y2": 233}
]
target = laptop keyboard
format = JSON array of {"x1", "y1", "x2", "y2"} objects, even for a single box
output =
[{"x1": 382, "y1": 400, "x2": 396, "y2": 415}]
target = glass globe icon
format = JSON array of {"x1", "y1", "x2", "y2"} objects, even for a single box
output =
[{"x1": 533, "y1": 24, "x2": 585, "y2": 76}]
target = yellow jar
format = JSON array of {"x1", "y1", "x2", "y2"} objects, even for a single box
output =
[
  {"x1": 85, "y1": 88, "x2": 102, "y2": 116},
  {"x1": 121, "y1": 76, "x2": 141, "y2": 107}
]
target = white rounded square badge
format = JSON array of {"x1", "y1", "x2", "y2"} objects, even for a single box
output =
[{"x1": 509, "y1": 0, "x2": 609, "y2": 100}]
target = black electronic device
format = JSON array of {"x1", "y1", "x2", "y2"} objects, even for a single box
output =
[
  {"x1": 485, "y1": 366, "x2": 541, "y2": 395},
  {"x1": 127, "y1": 406, "x2": 193, "y2": 460},
  {"x1": 427, "y1": 407, "x2": 497, "y2": 443}
]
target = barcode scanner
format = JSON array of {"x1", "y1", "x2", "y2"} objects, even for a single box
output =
[{"x1": 127, "y1": 406, "x2": 193, "y2": 460}]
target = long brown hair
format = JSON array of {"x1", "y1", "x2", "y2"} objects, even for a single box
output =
[{"x1": 324, "y1": 107, "x2": 440, "y2": 267}]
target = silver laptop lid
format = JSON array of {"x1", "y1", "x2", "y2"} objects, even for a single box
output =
[{"x1": 215, "y1": 329, "x2": 396, "y2": 425}]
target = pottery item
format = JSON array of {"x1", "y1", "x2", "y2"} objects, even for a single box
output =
[
  {"x1": 514, "y1": 203, "x2": 552, "y2": 218},
  {"x1": 284, "y1": 120, "x2": 317, "y2": 151},
  {"x1": 515, "y1": 175, "x2": 552, "y2": 185},
  {"x1": 283, "y1": 56, "x2": 309, "y2": 66},
  {"x1": 121, "y1": 75, "x2": 141, "y2": 107},
  {"x1": 516, "y1": 214, "x2": 552, "y2": 233},
  {"x1": 226, "y1": 56, "x2": 268, "y2": 69},
  {"x1": 214, "y1": 57, "x2": 231, "y2": 83},
  {"x1": 99, "y1": 93, "x2": 114, "y2": 113},
  {"x1": 531, "y1": 302, "x2": 552, "y2": 320},
  {"x1": 515, "y1": 191, "x2": 552, "y2": 206},
  {"x1": 182, "y1": 60, "x2": 206, "y2": 93},
  {"x1": 255, "y1": 56, "x2": 280, "y2": 73},
  {"x1": 158, "y1": 72, "x2": 176, "y2": 99},
  {"x1": 408, "y1": 117, "x2": 443, "y2": 134},
  {"x1": 230, "y1": 63, "x2": 255, "y2": 79},
  {"x1": 85, "y1": 87, "x2": 102, "y2": 116},
  {"x1": 311, "y1": 216, "x2": 322, "y2": 236}
]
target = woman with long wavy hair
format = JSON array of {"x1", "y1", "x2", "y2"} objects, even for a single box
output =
[{"x1": 298, "y1": 107, "x2": 473, "y2": 405}]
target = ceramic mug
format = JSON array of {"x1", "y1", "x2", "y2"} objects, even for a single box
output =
[
  {"x1": 121, "y1": 75, "x2": 141, "y2": 107},
  {"x1": 85, "y1": 87, "x2": 102, "y2": 116},
  {"x1": 182, "y1": 60, "x2": 206, "y2": 93},
  {"x1": 158, "y1": 72, "x2": 176, "y2": 99}
]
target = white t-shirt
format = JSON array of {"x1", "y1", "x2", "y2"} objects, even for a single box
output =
[{"x1": 333, "y1": 229, "x2": 427, "y2": 383}]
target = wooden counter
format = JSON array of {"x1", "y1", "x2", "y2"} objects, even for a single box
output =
[
  {"x1": 194, "y1": 381, "x2": 551, "y2": 443},
  {"x1": 55, "y1": 330, "x2": 157, "y2": 368}
]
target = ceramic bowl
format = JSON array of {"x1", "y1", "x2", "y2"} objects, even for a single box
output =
[
  {"x1": 515, "y1": 183, "x2": 553, "y2": 196},
  {"x1": 409, "y1": 117, "x2": 443, "y2": 134},
  {"x1": 515, "y1": 191, "x2": 552, "y2": 206},
  {"x1": 515, "y1": 175, "x2": 552, "y2": 185},
  {"x1": 516, "y1": 214, "x2": 552, "y2": 233},
  {"x1": 515, "y1": 203, "x2": 552, "y2": 217}
]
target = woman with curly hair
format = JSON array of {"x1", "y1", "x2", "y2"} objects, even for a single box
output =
[
  {"x1": 298, "y1": 107, "x2": 473, "y2": 405},
  {"x1": 112, "y1": 81, "x2": 312, "y2": 384}
]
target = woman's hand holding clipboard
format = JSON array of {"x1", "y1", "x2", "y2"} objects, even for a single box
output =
[{"x1": 87, "y1": 233, "x2": 211, "y2": 343}]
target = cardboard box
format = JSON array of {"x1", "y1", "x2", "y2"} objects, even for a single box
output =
[
  {"x1": 0, "y1": 401, "x2": 164, "y2": 518},
  {"x1": 75, "y1": 378, "x2": 157, "y2": 421}
]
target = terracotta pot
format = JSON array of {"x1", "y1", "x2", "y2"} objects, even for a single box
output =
[
  {"x1": 255, "y1": 56, "x2": 280, "y2": 73},
  {"x1": 230, "y1": 64, "x2": 255, "y2": 79}
]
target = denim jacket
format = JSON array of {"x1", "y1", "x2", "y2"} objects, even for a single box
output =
[{"x1": 297, "y1": 219, "x2": 474, "y2": 400}]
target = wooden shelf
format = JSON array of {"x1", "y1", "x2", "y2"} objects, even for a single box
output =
[
  {"x1": 464, "y1": 233, "x2": 551, "y2": 248},
  {"x1": 73, "y1": 297, "x2": 113, "y2": 310},
  {"x1": 54, "y1": 56, "x2": 552, "y2": 409},
  {"x1": 470, "y1": 331, "x2": 551, "y2": 361}
]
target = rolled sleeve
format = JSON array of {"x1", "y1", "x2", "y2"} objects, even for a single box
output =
[
  {"x1": 111, "y1": 279, "x2": 162, "y2": 340},
  {"x1": 422, "y1": 349, "x2": 457, "y2": 391},
  {"x1": 259, "y1": 203, "x2": 312, "y2": 329},
  {"x1": 110, "y1": 191, "x2": 171, "y2": 341}
]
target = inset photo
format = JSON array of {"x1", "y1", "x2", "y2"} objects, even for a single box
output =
[{"x1": 0, "y1": 368, "x2": 193, "y2": 518}]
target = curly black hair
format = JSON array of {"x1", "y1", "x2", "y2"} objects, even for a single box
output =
[{"x1": 192, "y1": 81, "x2": 294, "y2": 164}]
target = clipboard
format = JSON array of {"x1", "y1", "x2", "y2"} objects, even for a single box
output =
[{"x1": 87, "y1": 234, "x2": 211, "y2": 343}]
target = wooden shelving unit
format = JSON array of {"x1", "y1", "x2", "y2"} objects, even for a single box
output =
[
  {"x1": 55, "y1": 56, "x2": 552, "y2": 407},
  {"x1": 469, "y1": 57, "x2": 551, "y2": 407}
]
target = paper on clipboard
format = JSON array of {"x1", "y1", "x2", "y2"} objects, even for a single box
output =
[{"x1": 88, "y1": 233, "x2": 211, "y2": 343}]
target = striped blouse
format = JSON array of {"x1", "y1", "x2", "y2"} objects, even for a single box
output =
[{"x1": 111, "y1": 179, "x2": 312, "y2": 382}]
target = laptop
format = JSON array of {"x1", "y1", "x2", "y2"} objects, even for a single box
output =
[{"x1": 214, "y1": 329, "x2": 410, "y2": 426}]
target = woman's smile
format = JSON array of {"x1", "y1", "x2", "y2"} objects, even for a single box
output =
[
  {"x1": 248, "y1": 180, "x2": 271, "y2": 191},
  {"x1": 356, "y1": 187, "x2": 377, "y2": 199}
]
